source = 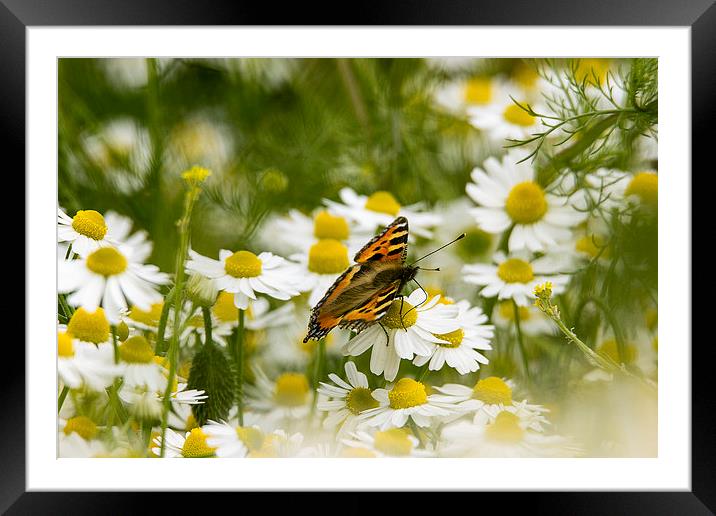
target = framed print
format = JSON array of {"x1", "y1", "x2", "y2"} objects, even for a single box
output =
[{"x1": 6, "y1": 0, "x2": 711, "y2": 512}]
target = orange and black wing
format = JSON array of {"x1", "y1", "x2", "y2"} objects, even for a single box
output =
[
  {"x1": 337, "y1": 279, "x2": 402, "y2": 334},
  {"x1": 303, "y1": 264, "x2": 363, "y2": 342},
  {"x1": 353, "y1": 216, "x2": 409, "y2": 263}
]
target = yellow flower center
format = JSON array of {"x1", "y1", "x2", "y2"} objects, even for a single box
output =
[
  {"x1": 274, "y1": 373, "x2": 310, "y2": 407},
  {"x1": 58, "y1": 331, "x2": 75, "y2": 357},
  {"x1": 503, "y1": 104, "x2": 536, "y2": 127},
  {"x1": 364, "y1": 191, "x2": 401, "y2": 216},
  {"x1": 575, "y1": 235, "x2": 610, "y2": 259},
  {"x1": 497, "y1": 301, "x2": 531, "y2": 322},
  {"x1": 64, "y1": 416, "x2": 98, "y2": 440},
  {"x1": 381, "y1": 299, "x2": 418, "y2": 330},
  {"x1": 625, "y1": 172, "x2": 658, "y2": 207},
  {"x1": 181, "y1": 428, "x2": 216, "y2": 458},
  {"x1": 129, "y1": 302, "x2": 163, "y2": 327},
  {"x1": 505, "y1": 181, "x2": 548, "y2": 224},
  {"x1": 497, "y1": 258, "x2": 534, "y2": 284},
  {"x1": 212, "y1": 291, "x2": 239, "y2": 323},
  {"x1": 373, "y1": 428, "x2": 414, "y2": 456},
  {"x1": 433, "y1": 328, "x2": 465, "y2": 348},
  {"x1": 236, "y1": 426, "x2": 265, "y2": 452},
  {"x1": 313, "y1": 211, "x2": 350, "y2": 240},
  {"x1": 224, "y1": 250, "x2": 262, "y2": 278},
  {"x1": 472, "y1": 376, "x2": 513, "y2": 405},
  {"x1": 463, "y1": 77, "x2": 492, "y2": 105},
  {"x1": 119, "y1": 335, "x2": 155, "y2": 364},
  {"x1": 185, "y1": 413, "x2": 198, "y2": 431},
  {"x1": 345, "y1": 387, "x2": 379, "y2": 415},
  {"x1": 341, "y1": 447, "x2": 377, "y2": 458},
  {"x1": 71, "y1": 210, "x2": 107, "y2": 240},
  {"x1": 308, "y1": 239, "x2": 350, "y2": 274},
  {"x1": 597, "y1": 339, "x2": 638, "y2": 365},
  {"x1": 86, "y1": 247, "x2": 128, "y2": 276},
  {"x1": 574, "y1": 58, "x2": 611, "y2": 84},
  {"x1": 485, "y1": 411, "x2": 524, "y2": 443},
  {"x1": 67, "y1": 307, "x2": 110, "y2": 344},
  {"x1": 388, "y1": 378, "x2": 428, "y2": 409}
]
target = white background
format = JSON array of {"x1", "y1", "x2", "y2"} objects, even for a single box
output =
[{"x1": 27, "y1": 27, "x2": 690, "y2": 490}]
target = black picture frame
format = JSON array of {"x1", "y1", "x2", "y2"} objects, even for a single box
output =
[{"x1": 5, "y1": 0, "x2": 710, "y2": 512}]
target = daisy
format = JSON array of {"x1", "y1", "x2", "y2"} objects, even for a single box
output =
[
  {"x1": 58, "y1": 329, "x2": 123, "y2": 391},
  {"x1": 467, "y1": 86, "x2": 547, "y2": 143},
  {"x1": 323, "y1": 188, "x2": 441, "y2": 239},
  {"x1": 431, "y1": 376, "x2": 549, "y2": 431},
  {"x1": 202, "y1": 420, "x2": 257, "y2": 458},
  {"x1": 412, "y1": 299, "x2": 494, "y2": 375},
  {"x1": 58, "y1": 241, "x2": 170, "y2": 324},
  {"x1": 123, "y1": 301, "x2": 165, "y2": 332},
  {"x1": 466, "y1": 150, "x2": 587, "y2": 252},
  {"x1": 246, "y1": 368, "x2": 313, "y2": 428},
  {"x1": 462, "y1": 250, "x2": 570, "y2": 306},
  {"x1": 57, "y1": 208, "x2": 122, "y2": 257},
  {"x1": 492, "y1": 300, "x2": 555, "y2": 336},
  {"x1": 358, "y1": 377, "x2": 454, "y2": 431},
  {"x1": 152, "y1": 427, "x2": 217, "y2": 458},
  {"x1": 186, "y1": 248, "x2": 301, "y2": 310},
  {"x1": 58, "y1": 416, "x2": 107, "y2": 458},
  {"x1": 439, "y1": 412, "x2": 581, "y2": 457},
  {"x1": 291, "y1": 238, "x2": 351, "y2": 306},
  {"x1": 343, "y1": 289, "x2": 461, "y2": 381},
  {"x1": 245, "y1": 429, "x2": 307, "y2": 458},
  {"x1": 259, "y1": 209, "x2": 368, "y2": 257},
  {"x1": 434, "y1": 75, "x2": 511, "y2": 115},
  {"x1": 341, "y1": 428, "x2": 432, "y2": 457},
  {"x1": 317, "y1": 361, "x2": 379, "y2": 436}
]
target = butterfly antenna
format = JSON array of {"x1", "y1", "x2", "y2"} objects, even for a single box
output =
[
  {"x1": 399, "y1": 296, "x2": 407, "y2": 332},
  {"x1": 379, "y1": 322, "x2": 389, "y2": 347},
  {"x1": 409, "y1": 233, "x2": 466, "y2": 266}
]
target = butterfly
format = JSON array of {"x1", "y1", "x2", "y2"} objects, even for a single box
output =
[
  {"x1": 303, "y1": 216, "x2": 416, "y2": 343},
  {"x1": 303, "y1": 217, "x2": 464, "y2": 343}
]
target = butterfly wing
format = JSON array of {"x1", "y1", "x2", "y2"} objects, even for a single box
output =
[
  {"x1": 336, "y1": 277, "x2": 402, "y2": 334},
  {"x1": 353, "y1": 216, "x2": 409, "y2": 263}
]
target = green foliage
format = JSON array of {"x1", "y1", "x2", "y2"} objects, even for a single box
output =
[{"x1": 187, "y1": 338, "x2": 235, "y2": 426}]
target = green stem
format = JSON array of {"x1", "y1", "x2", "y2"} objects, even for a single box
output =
[
  {"x1": 513, "y1": 300, "x2": 531, "y2": 384},
  {"x1": 57, "y1": 385, "x2": 69, "y2": 413},
  {"x1": 202, "y1": 307, "x2": 213, "y2": 348},
  {"x1": 154, "y1": 288, "x2": 175, "y2": 355},
  {"x1": 235, "y1": 309, "x2": 245, "y2": 426}
]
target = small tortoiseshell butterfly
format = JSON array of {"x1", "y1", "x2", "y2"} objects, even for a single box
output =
[{"x1": 303, "y1": 216, "x2": 463, "y2": 343}]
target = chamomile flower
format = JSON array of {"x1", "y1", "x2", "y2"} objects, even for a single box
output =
[
  {"x1": 123, "y1": 302, "x2": 165, "y2": 332},
  {"x1": 467, "y1": 88, "x2": 547, "y2": 143},
  {"x1": 117, "y1": 336, "x2": 167, "y2": 393},
  {"x1": 247, "y1": 368, "x2": 313, "y2": 427},
  {"x1": 462, "y1": 251, "x2": 570, "y2": 306},
  {"x1": 358, "y1": 378, "x2": 454, "y2": 431},
  {"x1": 431, "y1": 376, "x2": 549, "y2": 431},
  {"x1": 440, "y1": 412, "x2": 581, "y2": 457},
  {"x1": 152, "y1": 428, "x2": 217, "y2": 458},
  {"x1": 323, "y1": 188, "x2": 441, "y2": 239},
  {"x1": 245, "y1": 429, "x2": 307, "y2": 458},
  {"x1": 434, "y1": 75, "x2": 511, "y2": 115},
  {"x1": 343, "y1": 289, "x2": 461, "y2": 382},
  {"x1": 58, "y1": 416, "x2": 107, "y2": 458},
  {"x1": 466, "y1": 150, "x2": 587, "y2": 252},
  {"x1": 413, "y1": 299, "x2": 494, "y2": 375},
  {"x1": 291, "y1": 239, "x2": 351, "y2": 306},
  {"x1": 58, "y1": 242, "x2": 169, "y2": 324},
  {"x1": 341, "y1": 428, "x2": 432, "y2": 457},
  {"x1": 57, "y1": 329, "x2": 123, "y2": 391},
  {"x1": 317, "y1": 361, "x2": 379, "y2": 436},
  {"x1": 202, "y1": 420, "x2": 258, "y2": 458},
  {"x1": 57, "y1": 208, "x2": 122, "y2": 257},
  {"x1": 186, "y1": 249, "x2": 300, "y2": 310}
]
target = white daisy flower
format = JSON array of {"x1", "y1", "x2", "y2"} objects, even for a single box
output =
[
  {"x1": 116, "y1": 336, "x2": 166, "y2": 393},
  {"x1": 466, "y1": 150, "x2": 587, "y2": 252},
  {"x1": 57, "y1": 329, "x2": 123, "y2": 391},
  {"x1": 358, "y1": 378, "x2": 454, "y2": 431},
  {"x1": 317, "y1": 361, "x2": 379, "y2": 436},
  {"x1": 58, "y1": 416, "x2": 107, "y2": 458},
  {"x1": 440, "y1": 412, "x2": 580, "y2": 457},
  {"x1": 246, "y1": 368, "x2": 313, "y2": 427},
  {"x1": 434, "y1": 75, "x2": 514, "y2": 116},
  {"x1": 463, "y1": 250, "x2": 570, "y2": 306},
  {"x1": 323, "y1": 188, "x2": 441, "y2": 239},
  {"x1": 343, "y1": 289, "x2": 461, "y2": 382},
  {"x1": 58, "y1": 241, "x2": 169, "y2": 324},
  {"x1": 341, "y1": 428, "x2": 432, "y2": 457},
  {"x1": 244, "y1": 429, "x2": 307, "y2": 458},
  {"x1": 431, "y1": 376, "x2": 549, "y2": 431},
  {"x1": 201, "y1": 420, "x2": 253, "y2": 458},
  {"x1": 186, "y1": 248, "x2": 300, "y2": 310},
  {"x1": 152, "y1": 427, "x2": 217, "y2": 458},
  {"x1": 413, "y1": 299, "x2": 494, "y2": 375},
  {"x1": 57, "y1": 208, "x2": 136, "y2": 257},
  {"x1": 467, "y1": 86, "x2": 547, "y2": 143},
  {"x1": 259, "y1": 209, "x2": 367, "y2": 257},
  {"x1": 492, "y1": 300, "x2": 555, "y2": 336}
]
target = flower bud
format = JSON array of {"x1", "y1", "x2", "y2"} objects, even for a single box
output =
[{"x1": 185, "y1": 273, "x2": 219, "y2": 308}]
